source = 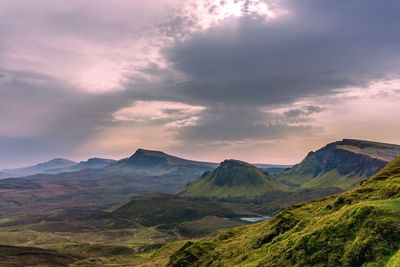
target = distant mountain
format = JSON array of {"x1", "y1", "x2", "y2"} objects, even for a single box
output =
[
  {"x1": 0, "y1": 157, "x2": 116, "y2": 179},
  {"x1": 278, "y1": 139, "x2": 400, "y2": 190},
  {"x1": 52, "y1": 157, "x2": 116, "y2": 173},
  {"x1": 163, "y1": 156, "x2": 400, "y2": 267},
  {"x1": 181, "y1": 160, "x2": 287, "y2": 198},
  {"x1": 106, "y1": 148, "x2": 217, "y2": 176},
  {"x1": 254, "y1": 164, "x2": 293, "y2": 169},
  {"x1": 0, "y1": 158, "x2": 77, "y2": 179},
  {"x1": 254, "y1": 164, "x2": 293, "y2": 175}
]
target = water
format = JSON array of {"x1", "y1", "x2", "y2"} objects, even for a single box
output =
[
  {"x1": 239, "y1": 215, "x2": 272, "y2": 223},
  {"x1": 225, "y1": 215, "x2": 272, "y2": 223}
]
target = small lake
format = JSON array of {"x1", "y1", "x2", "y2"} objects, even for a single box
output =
[
  {"x1": 225, "y1": 215, "x2": 272, "y2": 223},
  {"x1": 239, "y1": 215, "x2": 272, "y2": 223}
]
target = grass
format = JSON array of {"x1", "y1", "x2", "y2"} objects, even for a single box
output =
[
  {"x1": 178, "y1": 216, "x2": 244, "y2": 238},
  {"x1": 0, "y1": 219, "x2": 174, "y2": 266},
  {"x1": 300, "y1": 169, "x2": 362, "y2": 190}
]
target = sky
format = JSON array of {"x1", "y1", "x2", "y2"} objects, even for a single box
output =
[{"x1": 1, "y1": 0, "x2": 400, "y2": 168}]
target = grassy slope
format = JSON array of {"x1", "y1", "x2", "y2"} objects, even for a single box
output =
[
  {"x1": 181, "y1": 178, "x2": 283, "y2": 198},
  {"x1": 153, "y1": 157, "x2": 400, "y2": 267},
  {"x1": 299, "y1": 169, "x2": 362, "y2": 190},
  {"x1": 181, "y1": 160, "x2": 287, "y2": 198}
]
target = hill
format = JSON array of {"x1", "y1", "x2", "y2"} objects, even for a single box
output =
[
  {"x1": 0, "y1": 158, "x2": 77, "y2": 179},
  {"x1": 162, "y1": 156, "x2": 400, "y2": 267},
  {"x1": 278, "y1": 139, "x2": 400, "y2": 190},
  {"x1": 181, "y1": 160, "x2": 287, "y2": 198}
]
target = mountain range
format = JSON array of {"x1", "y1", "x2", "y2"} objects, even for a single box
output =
[
  {"x1": 1, "y1": 139, "x2": 399, "y2": 217},
  {"x1": 0, "y1": 157, "x2": 116, "y2": 179},
  {"x1": 1, "y1": 138, "x2": 400, "y2": 266}
]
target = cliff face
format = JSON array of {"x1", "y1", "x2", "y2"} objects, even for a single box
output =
[
  {"x1": 278, "y1": 139, "x2": 400, "y2": 189},
  {"x1": 324, "y1": 149, "x2": 387, "y2": 177},
  {"x1": 313, "y1": 143, "x2": 387, "y2": 177}
]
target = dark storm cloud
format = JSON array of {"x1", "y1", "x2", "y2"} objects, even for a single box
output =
[
  {"x1": 156, "y1": 0, "x2": 400, "y2": 106},
  {"x1": 123, "y1": 0, "x2": 400, "y2": 143}
]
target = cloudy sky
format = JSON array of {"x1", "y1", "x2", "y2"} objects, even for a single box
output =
[{"x1": 1, "y1": 0, "x2": 400, "y2": 168}]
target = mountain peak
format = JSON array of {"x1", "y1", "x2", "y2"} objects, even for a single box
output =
[
  {"x1": 33, "y1": 158, "x2": 77, "y2": 169},
  {"x1": 213, "y1": 160, "x2": 270, "y2": 186},
  {"x1": 46, "y1": 158, "x2": 75, "y2": 163},
  {"x1": 117, "y1": 149, "x2": 216, "y2": 170},
  {"x1": 181, "y1": 159, "x2": 286, "y2": 197},
  {"x1": 130, "y1": 148, "x2": 168, "y2": 159},
  {"x1": 220, "y1": 159, "x2": 252, "y2": 166}
]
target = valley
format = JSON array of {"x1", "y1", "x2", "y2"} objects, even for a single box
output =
[{"x1": 0, "y1": 139, "x2": 399, "y2": 266}]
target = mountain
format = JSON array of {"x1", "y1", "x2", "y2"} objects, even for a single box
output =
[
  {"x1": 0, "y1": 157, "x2": 116, "y2": 179},
  {"x1": 0, "y1": 158, "x2": 77, "y2": 179},
  {"x1": 51, "y1": 157, "x2": 116, "y2": 173},
  {"x1": 278, "y1": 139, "x2": 400, "y2": 190},
  {"x1": 106, "y1": 148, "x2": 217, "y2": 176},
  {"x1": 0, "y1": 149, "x2": 218, "y2": 216},
  {"x1": 181, "y1": 160, "x2": 287, "y2": 198},
  {"x1": 161, "y1": 156, "x2": 400, "y2": 267}
]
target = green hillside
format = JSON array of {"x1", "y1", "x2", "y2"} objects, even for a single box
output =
[
  {"x1": 161, "y1": 156, "x2": 400, "y2": 266},
  {"x1": 180, "y1": 160, "x2": 287, "y2": 198}
]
